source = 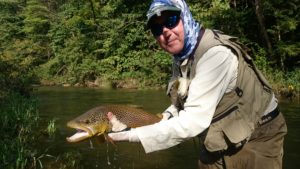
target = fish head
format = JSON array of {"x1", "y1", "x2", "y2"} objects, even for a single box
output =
[{"x1": 66, "y1": 106, "x2": 111, "y2": 143}]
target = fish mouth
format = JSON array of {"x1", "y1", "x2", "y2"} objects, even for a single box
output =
[{"x1": 66, "y1": 122, "x2": 94, "y2": 143}]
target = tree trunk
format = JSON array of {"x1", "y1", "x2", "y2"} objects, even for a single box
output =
[
  {"x1": 88, "y1": 0, "x2": 96, "y2": 22},
  {"x1": 254, "y1": 0, "x2": 273, "y2": 57}
]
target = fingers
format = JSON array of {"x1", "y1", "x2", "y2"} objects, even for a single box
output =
[
  {"x1": 161, "y1": 105, "x2": 179, "y2": 121},
  {"x1": 107, "y1": 111, "x2": 114, "y2": 120},
  {"x1": 161, "y1": 112, "x2": 172, "y2": 121},
  {"x1": 108, "y1": 129, "x2": 140, "y2": 142},
  {"x1": 107, "y1": 112, "x2": 128, "y2": 132},
  {"x1": 106, "y1": 112, "x2": 140, "y2": 143},
  {"x1": 108, "y1": 131, "x2": 130, "y2": 141}
]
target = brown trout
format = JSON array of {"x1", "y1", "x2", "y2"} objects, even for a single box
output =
[{"x1": 66, "y1": 104, "x2": 161, "y2": 143}]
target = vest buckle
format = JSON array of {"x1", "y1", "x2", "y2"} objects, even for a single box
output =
[{"x1": 235, "y1": 87, "x2": 243, "y2": 97}]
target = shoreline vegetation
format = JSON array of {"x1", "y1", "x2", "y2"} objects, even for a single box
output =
[
  {"x1": 36, "y1": 71, "x2": 300, "y2": 101},
  {"x1": 0, "y1": 0, "x2": 298, "y2": 168}
]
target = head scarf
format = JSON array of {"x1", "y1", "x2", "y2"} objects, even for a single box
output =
[{"x1": 147, "y1": 0, "x2": 201, "y2": 61}]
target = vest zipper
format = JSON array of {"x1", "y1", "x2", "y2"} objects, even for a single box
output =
[{"x1": 211, "y1": 106, "x2": 238, "y2": 124}]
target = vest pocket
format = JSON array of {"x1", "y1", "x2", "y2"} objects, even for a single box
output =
[
  {"x1": 222, "y1": 108, "x2": 252, "y2": 146},
  {"x1": 203, "y1": 106, "x2": 252, "y2": 152}
]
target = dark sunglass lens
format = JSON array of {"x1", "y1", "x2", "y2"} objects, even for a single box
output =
[
  {"x1": 151, "y1": 24, "x2": 163, "y2": 37},
  {"x1": 165, "y1": 15, "x2": 179, "y2": 29},
  {"x1": 149, "y1": 14, "x2": 180, "y2": 37}
]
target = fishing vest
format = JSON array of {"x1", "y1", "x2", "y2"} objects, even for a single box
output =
[{"x1": 167, "y1": 29, "x2": 273, "y2": 152}]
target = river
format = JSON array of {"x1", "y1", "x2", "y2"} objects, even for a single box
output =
[{"x1": 36, "y1": 86, "x2": 300, "y2": 169}]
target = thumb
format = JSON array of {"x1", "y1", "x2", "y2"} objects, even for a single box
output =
[{"x1": 107, "y1": 112, "x2": 128, "y2": 132}]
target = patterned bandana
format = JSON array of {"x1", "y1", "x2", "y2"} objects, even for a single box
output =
[{"x1": 147, "y1": 0, "x2": 201, "y2": 61}]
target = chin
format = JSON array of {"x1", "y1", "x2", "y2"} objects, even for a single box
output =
[{"x1": 167, "y1": 48, "x2": 182, "y2": 55}]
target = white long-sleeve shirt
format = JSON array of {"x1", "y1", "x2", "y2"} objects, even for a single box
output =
[{"x1": 135, "y1": 45, "x2": 277, "y2": 153}]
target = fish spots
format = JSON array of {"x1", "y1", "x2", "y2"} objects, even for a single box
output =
[{"x1": 67, "y1": 104, "x2": 161, "y2": 143}]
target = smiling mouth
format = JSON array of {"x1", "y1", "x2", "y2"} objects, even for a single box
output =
[{"x1": 167, "y1": 39, "x2": 177, "y2": 45}]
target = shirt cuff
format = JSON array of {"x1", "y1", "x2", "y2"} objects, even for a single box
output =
[{"x1": 165, "y1": 105, "x2": 179, "y2": 117}]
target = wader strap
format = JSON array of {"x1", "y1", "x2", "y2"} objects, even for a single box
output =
[
  {"x1": 190, "y1": 30, "x2": 221, "y2": 78},
  {"x1": 222, "y1": 156, "x2": 227, "y2": 169},
  {"x1": 190, "y1": 27, "x2": 206, "y2": 61}
]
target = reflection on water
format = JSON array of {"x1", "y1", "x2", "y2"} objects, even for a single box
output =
[{"x1": 35, "y1": 86, "x2": 300, "y2": 169}]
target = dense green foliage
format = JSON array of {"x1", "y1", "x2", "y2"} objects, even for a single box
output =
[
  {"x1": 0, "y1": 93, "x2": 39, "y2": 168},
  {"x1": 0, "y1": 0, "x2": 299, "y2": 91}
]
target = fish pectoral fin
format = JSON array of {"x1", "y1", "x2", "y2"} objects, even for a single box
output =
[{"x1": 104, "y1": 133, "x2": 117, "y2": 148}]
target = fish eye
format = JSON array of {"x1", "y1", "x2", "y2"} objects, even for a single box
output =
[{"x1": 80, "y1": 119, "x2": 90, "y2": 124}]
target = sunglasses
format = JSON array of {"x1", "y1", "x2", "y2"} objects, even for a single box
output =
[{"x1": 150, "y1": 14, "x2": 180, "y2": 37}]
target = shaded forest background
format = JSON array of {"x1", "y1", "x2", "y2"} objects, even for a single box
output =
[{"x1": 0, "y1": 0, "x2": 299, "y2": 95}]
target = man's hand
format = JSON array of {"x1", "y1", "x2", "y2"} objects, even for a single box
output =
[
  {"x1": 107, "y1": 112, "x2": 140, "y2": 142},
  {"x1": 107, "y1": 112, "x2": 128, "y2": 132},
  {"x1": 161, "y1": 111, "x2": 174, "y2": 121},
  {"x1": 161, "y1": 105, "x2": 179, "y2": 121}
]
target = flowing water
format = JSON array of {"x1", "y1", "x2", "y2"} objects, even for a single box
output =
[{"x1": 35, "y1": 86, "x2": 300, "y2": 169}]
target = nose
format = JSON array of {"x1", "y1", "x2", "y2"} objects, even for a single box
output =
[{"x1": 162, "y1": 26, "x2": 171, "y2": 37}]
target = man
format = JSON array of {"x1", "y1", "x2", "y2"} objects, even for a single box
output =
[{"x1": 107, "y1": 0, "x2": 287, "y2": 168}]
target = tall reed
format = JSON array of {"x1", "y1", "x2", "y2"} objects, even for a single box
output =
[{"x1": 0, "y1": 93, "x2": 39, "y2": 169}]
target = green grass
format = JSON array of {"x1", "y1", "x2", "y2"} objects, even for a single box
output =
[
  {"x1": 0, "y1": 93, "x2": 39, "y2": 168},
  {"x1": 0, "y1": 92, "x2": 84, "y2": 169}
]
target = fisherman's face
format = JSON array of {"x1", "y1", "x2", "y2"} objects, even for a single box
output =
[{"x1": 150, "y1": 11, "x2": 185, "y2": 55}]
